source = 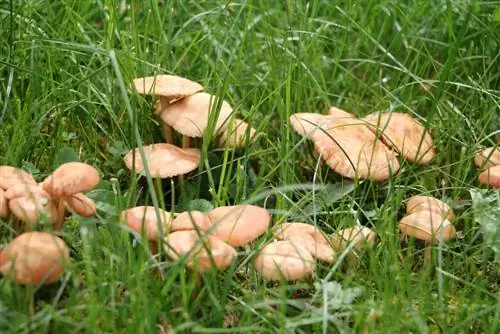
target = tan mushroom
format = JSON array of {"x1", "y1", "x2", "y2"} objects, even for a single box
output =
[
  {"x1": 218, "y1": 118, "x2": 257, "y2": 148},
  {"x1": 64, "y1": 193, "x2": 97, "y2": 217},
  {"x1": 8, "y1": 190, "x2": 58, "y2": 229},
  {"x1": 289, "y1": 112, "x2": 328, "y2": 138},
  {"x1": 0, "y1": 188, "x2": 9, "y2": 218},
  {"x1": 171, "y1": 211, "x2": 212, "y2": 232},
  {"x1": 207, "y1": 204, "x2": 271, "y2": 247},
  {"x1": 159, "y1": 92, "x2": 233, "y2": 148},
  {"x1": 478, "y1": 165, "x2": 500, "y2": 189},
  {"x1": 406, "y1": 195, "x2": 455, "y2": 222},
  {"x1": 4, "y1": 183, "x2": 47, "y2": 200},
  {"x1": 0, "y1": 165, "x2": 37, "y2": 190},
  {"x1": 330, "y1": 226, "x2": 376, "y2": 266},
  {"x1": 474, "y1": 147, "x2": 500, "y2": 169},
  {"x1": 164, "y1": 230, "x2": 236, "y2": 272},
  {"x1": 399, "y1": 211, "x2": 456, "y2": 262},
  {"x1": 0, "y1": 231, "x2": 70, "y2": 285},
  {"x1": 327, "y1": 107, "x2": 355, "y2": 118},
  {"x1": 363, "y1": 112, "x2": 435, "y2": 164},
  {"x1": 253, "y1": 240, "x2": 315, "y2": 281}
]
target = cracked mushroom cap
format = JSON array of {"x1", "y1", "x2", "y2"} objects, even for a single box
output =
[
  {"x1": 159, "y1": 92, "x2": 233, "y2": 137},
  {"x1": 8, "y1": 190, "x2": 58, "y2": 225},
  {"x1": 0, "y1": 166, "x2": 37, "y2": 190},
  {"x1": 64, "y1": 193, "x2": 97, "y2": 217},
  {"x1": 253, "y1": 240, "x2": 315, "y2": 281},
  {"x1": 363, "y1": 112, "x2": 435, "y2": 164},
  {"x1": 0, "y1": 188, "x2": 9, "y2": 217},
  {"x1": 41, "y1": 162, "x2": 100, "y2": 198},
  {"x1": 478, "y1": 165, "x2": 500, "y2": 188},
  {"x1": 406, "y1": 195, "x2": 455, "y2": 222},
  {"x1": 120, "y1": 206, "x2": 172, "y2": 241},
  {"x1": 474, "y1": 147, "x2": 500, "y2": 169},
  {"x1": 0, "y1": 232, "x2": 70, "y2": 285},
  {"x1": 123, "y1": 143, "x2": 200, "y2": 178},
  {"x1": 207, "y1": 204, "x2": 271, "y2": 247},
  {"x1": 132, "y1": 74, "x2": 203, "y2": 104},
  {"x1": 399, "y1": 211, "x2": 456, "y2": 242},
  {"x1": 219, "y1": 119, "x2": 257, "y2": 148},
  {"x1": 330, "y1": 226, "x2": 376, "y2": 252},
  {"x1": 164, "y1": 230, "x2": 236, "y2": 272},
  {"x1": 171, "y1": 211, "x2": 212, "y2": 232}
]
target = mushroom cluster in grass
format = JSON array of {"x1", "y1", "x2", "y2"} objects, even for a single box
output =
[
  {"x1": 474, "y1": 147, "x2": 500, "y2": 188},
  {"x1": 289, "y1": 107, "x2": 437, "y2": 181},
  {"x1": 399, "y1": 195, "x2": 456, "y2": 263}
]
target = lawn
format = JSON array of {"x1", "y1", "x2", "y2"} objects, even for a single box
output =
[{"x1": 1, "y1": 0, "x2": 499, "y2": 333}]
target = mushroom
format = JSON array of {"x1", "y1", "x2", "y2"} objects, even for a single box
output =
[
  {"x1": 0, "y1": 188, "x2": 9, "y2": 218},
  {"x1": 132, "y1": 74, "x2": 204, "y2": 143},
  {"x1": 253, "y1": 240, "x2": 315, "y2": 281},
  {"x1": 218, "y1": 118, "x2": 257, "y2": 148},
  {"x1": 0, "y1": 231, "x2": 71, "y2": 285},
  {"x1": 171, "y1": 211, "x2": 212, "y2": 232},
  {"x1": 0, "y1": 165, "x2": 37, "y2": 191},
  {"x1": 40, "y1": 162, "x2": 100, "y2": 230},
  {"x1": 163, "y1": 230, "x2": 236, "y2": 272},
  {"x1": 405, "y1": 195, "x2": 455, "y2": 222},
  {"x1": 63, "y1": 193, "x2": 97, "y2": 217},
  {"x1": 159, "y1": 92, "x2": 233, "y2": 148},
  {"x1": 289, "y1": 112, "x2": 332, "y2": 139},
  {"x1": 398, "y1": 211, "x2": 456, "y2": 263},
  {"x1": 207, "y1": 204, "x2": 271, "y2": 247},
  {"x1": 362, "y1": 112, "x2": 435, "y2": 165},
  {"x1": 474, "y1": 147, "x2": 500, "y2": 169},
  {"x1": 8, "y1": 189, "x2": 59, "y2": 231},
  {"x1": 478, "y1": 165, "x2": 500, "y2": 188},
  {"x1": 330, "y1": 226, "x2": 376, "y2": 266}
]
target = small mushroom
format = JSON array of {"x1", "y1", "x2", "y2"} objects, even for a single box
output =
[
  {"x1": 218, "y1": 118, "x2": 257, "y2": 148},
  {"x1": 399, "y1": 211, "x2": 456, "y2": 263},
  {"x1": 406, "y1": 195, "x2": 455, "y2": 222},
  {"x1": 207, "y1": 204, "x2": 271, "y2": 247},
  {"x1": 330, "y1": 226, "x2": 376, "y2": 266},
  {"x1": 64, "y1": 193, "x2": 97, "y2": 217},
  {"x1": 478, "y1": 165, "x2": 500, "y2": 188},
  {"x1": 8, "y1": 190, "x2": 59, "y2": 230},
  {"x1": 474, "y1": 147, "x2": 500, "y2": 169},
  {"x1": 253, "y1": 240, "x2": 315, "y2": 281},
  {"x1": 171, "y1": 211, "x2": 212, "y2": 232},
  {"x1": 0, "y1": 231, "x2": 70, "y2": 285}
]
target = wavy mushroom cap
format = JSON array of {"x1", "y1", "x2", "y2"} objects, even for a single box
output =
[
  {"x1": 274, "y1": 222, "x2": 330, "y2": 245},
  {"x1": 363, "y1": 112, "x2": 435, "y2": 165},
  {"x1": 330, "y1": 226, "x2": 376, "y2": 252},
  {"x1": 0, "y1": 166, "x2": 37, "y2": 190},
  {"x1": 253, "y1": 240, "x2": 315, "y2": 281},
  {"x1": 41, "y1": 162, "x2": 100, "y2": 198},
  {"x1": 399, "y1": 211, "x2": 456, "y2": 242},
  {"x1": 474, "y1": 147, "x2": 500, "y2": 169},
  {"x1": 64, "y1": 193, "x2": 97, "y2": 217},
  {"x1": 0, "y1": 188, "x2": 9, "y2": 217},
  {"x1": 120, "y1": 206, "x2": 172, "y2": 241},
  {"x1": 289, "y1": 113, "x2": 328, "y2": 138},
  {"x1": 8, "y1": 191, "x2": 58, "y2": 225},
  {"x1": 286, "y1": 234, "x2": 336, "y2": 263},
  {"x1": 313, "y1": 116, "x2": 400, "y2": 181},
  {"x1": 478, "y1": 165, "x2": 500, "y2": 188},
  {"x1": 159, "y1": 92, "x2": 233, "y2": 137},
  {"x1": 207, "y1": 204, "x2": 271, "y2": 247},
  {"x1": 164, "y1": 230, "x2": 236, "y2": 272},
  {"x1": 406, "y1": 195, "x2": 455, "y2": 222},
  {"x1": 132, "y1": 74, "x2": 203, "y2": 103},
  {"x1": 123, "y1": 143, "x2": 200, "y2": 178},
  {"x1": 171, "y1": 211, "x2": 212, "y2": 232},
  {"x1": 219, "y1": 119, "x2": 257, "y2": 148},
  {"x1": 0, "y1": 232, "x2": 70, "y2": 285}
]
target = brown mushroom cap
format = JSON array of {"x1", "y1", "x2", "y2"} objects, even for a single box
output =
[
  {"x1": 120, "y1": 206, "x2": 172, "y2": 241},
  {"x1": 171, "y1": 211, "x2": 212, "y2": 232},
  {"x1": 253, "y1": 240, "x2": 315, "y2": 281},
  {"x1": 219, "y1": 119, "x2": 257, "y2": 148},
  {"x1": 398, "y1": 212, "x2": 456, "y2": 242},
  {"x1": 478, "y1": 165, "x2": 500, "y2": 188},
  {"x1": 132, "y1": 74, "x2": 203, "y2": 103},
  {"x1": 159, "y1": 92, "x2": 233, "y2": 137},
  {"x1": 123, "y1": 143, "x2": 200, "y2": 178},
  {"x1": 41, "y1": 162, "x2": 100, "y2": 198},
  {"x1": 207, "y1": 204, "x2": 271, "y2": 247},
  {"x1": 0, "y1": 166, "x2": 37, "y2": 190},
  {"x1": 406, "y1": 195, "x2": 455, "y2": 222},
  {"x1": 164, "y1": 230, "x2": 236, "y2": 272},
  {"x1": 474, "y1": 147, "x2": 500, "y2": 169},
  {"x1": 363, "y1": 112, "x2": 435, "y2": 164},
  {"x1": 0, "y1": 188, "x2": 9, "y2": 217},
  {"x1": 0, "y1": 232, "x2": 70, "y2": 285},
  {"x1": 64, "y1": 193, "x2": 97, "y2": 217},
  {"x1": 8, "y1": 191, "x2": 58, "y2": 225}
]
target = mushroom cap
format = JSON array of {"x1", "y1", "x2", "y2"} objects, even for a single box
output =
[
  {"x1": 313, "y1": 116, "x2": 400, "y2": 181},
  {"x1": 398, "y1": 212, "x2": 456, "y2": 242},
  {"x1": 159, "y1": 92, "x2": 233, "y2": 137},
  {"x1": 207, "y1": 204, "x2": 271, "y2": 247},
  {"x1": 0, "y1": 165, "x2": 37, "y2": 190},
  {"x1": 273, "y1": 222, "x2": 330, "y2": 245},
  {"x1": 0, "y1": 232, "x2": 70, "y2": 285},
  {"x1": 8, "y1": 191, "x2": 58, "y2": 225},
  {"x1": 286, "y1": 234, "x2": 336, "y2": 263},
  {"x1": 330, "y1": 226, "x2": 376, "y2": 252},
  {"x1": 120, "y1": 206, "x2": 172, "y2": 241},
  {"x1": 406, "y1": 195, "x2": 455, "y2": 222},
  {"x1": 171, "y1": 211, "x2": 212, "y2": 232},
  {"x1": 64, "y1": 193, "x2": 97, "y2": 217},
  {"x1": 164, "y1": 230, "x2": 236, "y2": 272},
  {"x1": 289, "y1": 113, "x2": 328, "y2": 138},
  {"x1": 363, "y1": 112, "x2": 435, "y2": 164},
  {"x1": 41, "y1": 162, "x2": 100, "y2": 198},
  {"x1": 132, "y1": 75, "x2": 203, "y2": 102},
  {"x1": 253, "y1": 240, "x2": 315, "y2": 281},
  {"x1": 219, "y1": 119, "x2": 257, "y2": 148},
  {"x1": 327, "y1": 107, "x2": 355, "y2": 118},
  {"x1": 123, "y1": 143, "x2": 200, "y2": 178},
  {"x1": 478, "y1": 165, "x2": 500, "y2": 188},
  {"x1": 474, "y1": 147, "x2": 500, "y2": 169},
  {"x1": 4, "y1": 183, "x2": 47, "y2": 200},
  {"x1": 0, "y1": 188, "x2": 9, "y2": 217}
]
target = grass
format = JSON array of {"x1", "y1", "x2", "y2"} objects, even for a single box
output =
[{"x1": 1, "y1": 0, "x2": 499, "y2": 332}]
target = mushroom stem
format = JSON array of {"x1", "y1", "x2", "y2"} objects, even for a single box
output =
[
  {"x1": 423, "y1": 242, "x2": 432, "y2": 264},
  {"x1": 182, "y1": 136, "x2": 191, "y2": 149},
  {"x1": 12, "y1": 218, "x2": 21, "y2": 234},
  {"x1": 54, "y1": 199, "x2": 66, "y2": 231},
  {"x1": 25, "y1": 289, "x2": 35, "y2": 315},
  {"x1": 162, "y1": 124, "x2": 174, "y2": 144}
]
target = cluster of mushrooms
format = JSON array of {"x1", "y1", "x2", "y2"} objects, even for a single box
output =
[
  {"x1": 123, "y1": 75, "x2": 257, "y2": 181},
  {"x1": 0, "y1": 162, "x2": 100, "y2": 286}
]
